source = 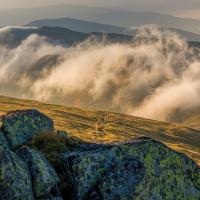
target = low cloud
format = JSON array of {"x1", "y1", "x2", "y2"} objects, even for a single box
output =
[{"x1": 0, "y1": 26, "x2": 199, "y2": 122}]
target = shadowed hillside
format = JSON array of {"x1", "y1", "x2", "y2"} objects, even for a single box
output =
[
  {"x1": 0, "y1": 26, "x2": 131, "y2": 48},
  {"x1": 26, "y1": 18, "x2": 200, "y2": 42},
  {"x1": 26, "y1": 18, "x2": 126, "y2": 34},
  {"x1": 0, "y1": 95, "x2": 199, "y2": 165}
]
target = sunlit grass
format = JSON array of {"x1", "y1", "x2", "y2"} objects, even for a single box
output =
[{"x1": 0, "y1": 95, "x2": 199, "y2": 165}]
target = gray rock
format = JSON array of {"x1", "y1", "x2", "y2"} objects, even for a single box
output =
[
  {"x1": 0, "y1": 109, "x2": 54, "y2": 150},
  {"x1": 16, "y1": 146, "x2": 60, "y2": 199},
  {"x1": 61, "y1": 138, "x2": 200, "y2": 200},
  {"x1": 0, "y1": 146, "x2": 34, "y2": 200},
  {"x1": 0, "y1": 130, "x2": 9, "y2": 149},
  {"x1": 98, "y1": 156, "x2": 144, "y2": 200},
  {"x1": 41, "y1": 197, "x2": 63, "y2": 200}
]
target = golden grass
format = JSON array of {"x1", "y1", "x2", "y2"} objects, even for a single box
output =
[{"x1": 0, "y1": 95, "x2": 199, "y2": 165}]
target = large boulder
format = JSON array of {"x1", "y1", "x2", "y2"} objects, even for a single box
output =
[
  {"x1": 16, "y1": 146, "x2": 60, "y2": 199},
  {"x1": 0, "y1": 130, "x2": 9, "y2": 149},
  {"x1": 0, "y1": 146, "x2": 34, "y2": 200},
  {"x1": 61, "y1": 137, "x2": 200, "y2": 200},
  {"x1": 0, "y1": 109, "x2": 54, "y2": 150}
]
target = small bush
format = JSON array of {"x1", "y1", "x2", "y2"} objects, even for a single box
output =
[
  {"x1": 28, "y1": 130, "x2": 82, "y2": 152},
  {"x1": 27, "y1": 130, "x2": 81, "y2": 164},
  {"x1": 27, "y1": 130, "x2": 83, "y2": 198}
]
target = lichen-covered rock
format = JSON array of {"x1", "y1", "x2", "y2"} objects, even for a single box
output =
[
  {"x1": 42, "y1": 197, "x2": 63, "y2": 200},
  {"x1": 0, "y1": 130, "x2": 9, "y2": 149},
  {"x1": 0, "y1": 146, "x2": 34, "y2": 200},
  {"x1": 61, "y1": 138, "x2": 200, "y2": 200},
  {"x1": 62, "y1": 150, "x2": 144, "y2": 200},
  {"x1": 98, "y1": 156, "x2": 145, "y2": 200},
  {"x1": 0, "y1": 109, "x2": 54, "y2": 150},
  {"x1": 16, "y1": 146, "x2": 60, "y2": 199}
]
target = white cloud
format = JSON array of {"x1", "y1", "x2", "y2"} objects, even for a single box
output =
[{"x1": 0, "y1": 26, "x2": 200, "y2": 121}]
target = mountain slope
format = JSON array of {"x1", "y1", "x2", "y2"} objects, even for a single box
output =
[
  {"x1": 0, "y1": 95, "x2": 199, "y2": 165},
  {"x1": 170, "y1": 28, "x2": 200, "y2": 42},
  {"x1": 0, "y1": 26, "x2": 86, "y2": 47},
  {"x1": 26, "y1": 18, "x2": 200, "y2": 42},
  {"x1": 26, "y1": 18, "x2": 126, "y2": 34},
  {"x1": 0, "y1": 26, "x2": 131, "y2": 48},
  {"x1": 1, "y1": 26, "x2": 200, "y2": 50},
  {"x1": 173, "y1": 108, "x2": 200, "y2": 130}
]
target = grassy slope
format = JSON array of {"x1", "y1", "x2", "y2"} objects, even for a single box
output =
[
  {"x1": 0, "y1": 95, "x2": 199, "y2": 165},
  {"x1": 179, "y1": 110, "x2": 200, "y2": 131}
]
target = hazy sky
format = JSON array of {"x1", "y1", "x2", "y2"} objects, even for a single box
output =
[{"x1": 1, "y1": 0, "x2": 200, "y2": 19}]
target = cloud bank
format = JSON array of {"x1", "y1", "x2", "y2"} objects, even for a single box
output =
[{"x1": 0, "y1": 26, "x2": 199, "y2": 121}]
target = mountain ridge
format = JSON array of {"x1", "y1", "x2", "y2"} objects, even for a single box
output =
[
  {"x1": 26, "y1": 18, "x2": 126, "y2": 35},
  {"x1": 0, "y1": 26, "x2": 132, "y2": 48},
  {"x1": 1, "y1": 26, "x2": 200, "y2": 50},
  {"x1": 25, "y1": 18, "x2": 200, "y2": 42}
]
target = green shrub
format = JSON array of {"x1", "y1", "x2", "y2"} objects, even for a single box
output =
[
  {"x1": 27, "y1": 130, "x2": 83, "y2": 198},
  {"x1": 27, "y1": 130, "x2": 81, "y2": 164}
]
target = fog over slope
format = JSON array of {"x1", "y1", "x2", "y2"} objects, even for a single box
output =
[{"x1": 0, "y1": 26, "x2": 200, "y2": 122}]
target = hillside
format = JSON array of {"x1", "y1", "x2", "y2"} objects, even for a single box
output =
[
  {"x1": 26, "y1": 18, "x2": 200, "y2": 42},
  {"x1": 0, "y1": 95, "x2": 199, "y2": 166},
  {"x1": 0, "y1": 26, "x2": 131, "y2": 48},
  {"x1": 181, "y1": 114, "x2": 200, "y2": 130},
  {"x1": 173, "y1": 108, "x2": 200, "y2": 130},
  {"x1": 26, "y1": 18, "x2": 126, "y2": 34},
  {"x1": 1, "y1": 26, "x2": 200, "y2": 51}
]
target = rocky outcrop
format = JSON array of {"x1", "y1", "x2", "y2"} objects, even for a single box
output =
[
  {"x1": 61, "y1": 137, "x2": 200, "y2": 200},
  {"x1": 0, "y1": 109, "x2": 54, "y2": 150},
  {"x1": 0, "y1": 146, "x2": 34, "y2": 200},
  {"x1": 0, "y1": 130, "x2": 9, "y2": 149},
  {"x1": 0, "y1": 109, "x2": 199, "y2": 200},
  {"x1": 16, "y1": 146, "x2": 60, "y2": 199},
  {"x1": 0, "y1": 109, "x2": 61, "y2": 199}
]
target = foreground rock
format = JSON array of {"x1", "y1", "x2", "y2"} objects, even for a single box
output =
[
  {"x1": 0, "y1": 109, "x2": 199, "y2": 200},
  {"x1": 16, "y1": 147, "x2": 60, "y2": 199},
  {"x1": 0, "y1": 109, "x2": 54, "y2": 150},
  {"x1": 0, "y1": 146, "x2": 34, "y2": 200},
  {"x1": 61, "y1": 137, "x2": 200, "y2": 200},
  {"x1": 0, "y1": 130, "x2": 9, "y2": 149}
]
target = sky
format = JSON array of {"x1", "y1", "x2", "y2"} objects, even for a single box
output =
[{"x1": 1, "y1": 0, "x2": 200, "y2": 19}]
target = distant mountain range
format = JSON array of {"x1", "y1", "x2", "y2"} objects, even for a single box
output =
[
  {"x1": 0, "y1": 26, "x2": 200, "y2": 49},
  {"x1": 26, "y1": 18, "x2": 126, "y2": 35},
  {"x1": 0, "y1": 26, "x2": 131, "y2": 48},
  {"x1": 25, "y1": 18, "x2": 200, "y2": 42},
  {"x1": 1, "y1": 4, "x2": 200, "y2": 34}
]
